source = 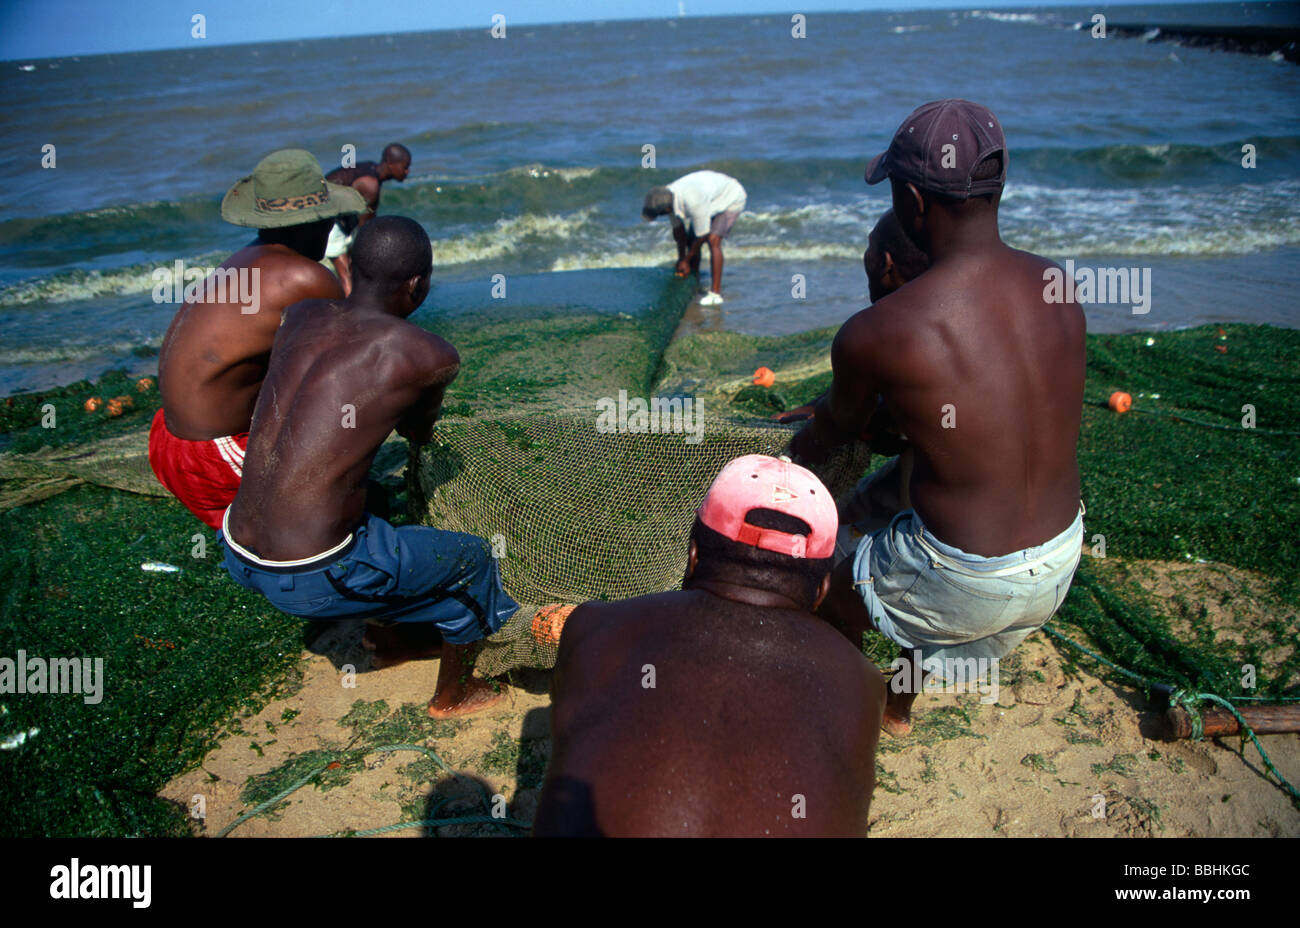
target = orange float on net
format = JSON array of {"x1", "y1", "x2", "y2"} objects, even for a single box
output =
[
  {"x1": 106, "y1": 395, "x2": 134, "y2": 418},
  {"x1": 136, "y1": 376, "x2": 155, "y2": 392},
  {"x1": 1108, "y1": 391, "x2": 1132, "y2": 414},
  {"x1": 531, "y1": 603, "x2": 576, "y2": 645},
  {"x1": 752, "y1": 366, "x2": 776, "y2": 388},
  {"x1": 83, "y1": 396, "x2": 104, "y2": 412}
]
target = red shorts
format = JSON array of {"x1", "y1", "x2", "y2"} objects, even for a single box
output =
[{"x1": 148, "y1": 407, "x2": 248, "y2": 530}]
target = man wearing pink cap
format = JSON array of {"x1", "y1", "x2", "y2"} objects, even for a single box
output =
[
  {"x1": 791, "y1": 99, "x2": 1086, "y2": 737},
  {"x1": 534, "y1": 454, "x2": 884, "y2": 837}
]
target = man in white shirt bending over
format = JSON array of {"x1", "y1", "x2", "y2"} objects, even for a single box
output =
[{"x1": 642, "y1": 170, "x2": 747, "y2": 305}]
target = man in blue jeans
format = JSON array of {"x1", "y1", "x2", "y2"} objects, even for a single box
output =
[{"x1": 218, "y1": 215, "x2": 517, "y2": 718}]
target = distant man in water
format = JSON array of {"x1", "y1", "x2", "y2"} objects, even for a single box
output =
[
  {"x1": 219, "y1": 216, "x2": 517, "y2": 718},
  {"x1": 642, "y1": 170, "x2": 746, "y2": 305},
  {"x1": 791, "y1": 100, "x2": 1086, "y2": 736},
  {"x1": 534, "y1": 455, "x2": 883, "y2": 836},
  {"x1": 325, "y1": 143, "x2": 413, "y2": 296},
  {"x1": 152, "y1": 149, "x2": 364, "y2": 530}
]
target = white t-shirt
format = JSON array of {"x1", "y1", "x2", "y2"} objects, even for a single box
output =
[{"x1": 667, "y1": 171, "x2": 747, "y2": 235}]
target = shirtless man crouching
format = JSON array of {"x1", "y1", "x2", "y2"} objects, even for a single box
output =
[
  {"x1": 534, "y1": 455, "x2": 883, "y2": 836},
  {"x1": 792, "y1": 100, "x2": 1087, "y2": 737},
  {"x1": 218, "y1": 216, "x2": 517, "y2": 717},
  {"x1": 152, "y1": 149, "x2": 364, "y2": 529}
]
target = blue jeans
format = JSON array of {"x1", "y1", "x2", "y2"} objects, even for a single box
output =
[{"x1": 218, "y1": 511, "x2": 518, "y2": 645}]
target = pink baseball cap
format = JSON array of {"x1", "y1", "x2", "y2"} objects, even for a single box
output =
[{"x1": 698, "y1": 454, "x2": 838, "y2": 559}]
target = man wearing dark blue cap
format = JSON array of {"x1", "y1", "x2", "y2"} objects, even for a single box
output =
[{"x1": 792, "y1": 100, "x2": 1087, "y2": 737}]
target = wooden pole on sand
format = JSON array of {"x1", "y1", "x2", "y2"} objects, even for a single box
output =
[{"x1": 1165, "y1": 704, "x2": 1300, "y2": 739}]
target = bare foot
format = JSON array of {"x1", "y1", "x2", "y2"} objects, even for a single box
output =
[
  {"x1": 881, "y1": 708, "x2": 913, "y2": 737},
  {"x1": 363, "y1": 621, "x2": 442, "y2": 670},
  {"x1": 426, "y1": 642, "x2": 504, "y2": 718},
  {"x1": 428, "y1": 677, "x2": 504, "y2": 719}
]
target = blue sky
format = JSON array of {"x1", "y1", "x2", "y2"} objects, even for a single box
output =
[{"x1": 0, "y1": 0, "x2": 1201, "y2": 60}]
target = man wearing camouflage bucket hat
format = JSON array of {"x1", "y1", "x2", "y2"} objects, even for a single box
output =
[{"x1": 151, "y1": 150, "x2": 366, "y2": 530}]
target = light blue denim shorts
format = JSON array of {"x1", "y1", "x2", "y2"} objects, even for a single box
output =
[{"x1": 851, "y1": 506, "x2": 1084, "y2": 679}]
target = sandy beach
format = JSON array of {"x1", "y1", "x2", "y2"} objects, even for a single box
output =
[{"x1": 161, "y1": 555, "x2": 1298, "y2": 838}]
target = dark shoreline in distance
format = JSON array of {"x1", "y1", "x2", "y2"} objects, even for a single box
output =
[{"x1": 1101, "y1": 22, "x2": 1300, "y2": 63}]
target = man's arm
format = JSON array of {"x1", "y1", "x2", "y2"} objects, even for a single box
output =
[
  {"x1": 256, "y1": 257, "x2": 344, "y2": 326},
  {"x1": 683, "y1": 231, "x2": 718, "y2": 263},
  {"x1": 352, "y1": 175, "x2": 381, "y2": 227},
  {"x1": 671, "y1": 220, "x2": 691, "y2": 274},
  {"x1": 395, "y1": 338, "x2": 461, "y2": 445},
  {"x1": 790, "y1": 316, "x2": 881, "y2": 464},
  {"x1": 678, "y1": 192, "x2": 714, "y2": 264}
]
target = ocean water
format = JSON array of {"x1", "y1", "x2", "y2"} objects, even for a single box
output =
[{"x1": 1, "y1": 3, "x2": 1298, "y2": 394}]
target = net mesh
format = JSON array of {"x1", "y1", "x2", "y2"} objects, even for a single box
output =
[
  {"x1": 411, "y1": 272, "x2": 862, "y2": 675},
  {"x1": 0, "y1": 270, "x2": 863, "y2": 677},
  {"x1": 0, "y1": 371, "x2": 170, "y2": 511}
]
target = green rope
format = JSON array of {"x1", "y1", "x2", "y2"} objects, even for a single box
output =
[
  {"x1": 1088, "y1": 399, "x2": 1300, "y2": 436},
  {"x1": 1041, "y1": 625, "x2": 1159, "y2": 691},
  {"x1": 214, "y1": 762, "x2": 330, "y2": 838},
  {"x1": 1130, "y1": 406, "x2": 1300, "y2": 436},
  {"x1": 1169, "y1": 690, "x2": 1300, "y2": 804},
  {"x1": 318, "y1": 815, "x2": 533, "y2": 837},
  {"x1": 216, "y1": 742, "x2": 531, "y2": 838},
  {"x1": 1042, "y1": 625, "x2": 1300, "y2": 803}
]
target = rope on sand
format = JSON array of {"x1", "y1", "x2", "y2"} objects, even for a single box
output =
[
  {"x1": 1041, "y1": 625, "x2": 1300, "y2": 803},
  {"x1": 214, "y1": 742, "x2": 530, "y2": 838},
  {"x1": 1167, "y1": 691, "x2": 1300, "y2": 805}
]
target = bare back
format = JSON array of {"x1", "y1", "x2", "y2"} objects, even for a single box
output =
[
  {"x1": 535, "y1": 591, "x2": 884, "y2": 836},
  {"x1": 157, "y1": 243, "x2": 343, "y2": 440},
  {"x1": 838, "y1": 243, "x2": 1085, "y2": 555},
  {"x1": 226, "y1": 299, "x2": 458, "y2": 559}
]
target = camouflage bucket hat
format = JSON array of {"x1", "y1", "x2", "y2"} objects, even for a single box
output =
[{"x1": 221, "y1": 149, "x2": 366, "y2": 229}]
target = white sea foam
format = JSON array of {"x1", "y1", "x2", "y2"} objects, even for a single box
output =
[
  {"x1": 6, "y1": 183, "x2": 1297, "y2": 309},
  {"x1": 430, "y1": 209, "x2": 595, "y2": 266},
  {"x1": 505, "y1": 163, "x2": 599, "y2": 182},
  {"x1": 969, "y1": 10, "x2": 1047, "y2": 24},
  {"x1": 0, "y1": 337, "x2": 161, "y2": 365},
  {"x1": 0, "y1": 253, "x2": 225, "y2": 307},
  {"x1": 549, "y1": 241, "x2": 862, "y2": 271}
]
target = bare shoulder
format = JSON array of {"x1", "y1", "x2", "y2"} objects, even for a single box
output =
[
  {"x1": 554, "y1": 594, "x2": 670, "y2": 670},
  {"x1": 1014, "y1": 247, "x2": 1087, "y2": 333},
  {"x1": 352, "y1": 175, "x2": 380, "y2": 199},
  {"x1": 834, "y1": 291, "x2": 919, "y2": 371},
  {"x1": 280, "y1": 297, "x2": 340, "y2": 327},
  {"x1": 555, "y1": 600, "x2": 619, "y2": 656},
  {"x1": 236, "y1": 247, "x2": 343, "y2": 305},
  {"x1": 279, "y1": 257, "x2": 345, "y2": 301},
  {"x1": 380, "y1": 321, "x2": 460, "y2": 376},
  {"x1": 1011, "y1": 244, "x2": 1059, "y2": 273}
]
